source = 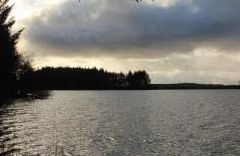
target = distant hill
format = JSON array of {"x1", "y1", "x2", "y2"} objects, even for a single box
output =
[{"x1": 149, "y1": 83, "x2": 240, "y2": 90}]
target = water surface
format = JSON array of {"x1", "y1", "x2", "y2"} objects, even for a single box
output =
[{"x1": 1, "y1": 90, "x2": 240, "y2": 155}]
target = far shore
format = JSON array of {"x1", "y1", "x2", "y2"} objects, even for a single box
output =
[
  {"x1": 28, "y1": 83, "x2": 240, "y2": 90},
  {"x1": 149, "y1": 83, "x2": 240, "y2": 90}
]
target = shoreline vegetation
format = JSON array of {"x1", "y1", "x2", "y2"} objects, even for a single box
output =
[
  {"x1": 23, "y1": 67, "x2": 151, "y2": 90},
  {"x1": 23, "y1": 67, "x2": 240, "y2": 91}
]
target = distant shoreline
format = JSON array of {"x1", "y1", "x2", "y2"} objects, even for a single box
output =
[{"x1": 35, "y1": 83, "x2": 240, "y2": 90}]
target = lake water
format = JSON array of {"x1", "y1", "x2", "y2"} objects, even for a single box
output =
[{"x1": 1, "y1": 90, "x2": 240, "y2": 155}]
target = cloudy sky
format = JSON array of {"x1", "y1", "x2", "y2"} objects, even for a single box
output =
[{"x1": 10, "y1": 0, "x2": 240, "y2": 84}]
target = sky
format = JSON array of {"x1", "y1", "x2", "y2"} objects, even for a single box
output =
[{"x1": 9, "y1": 0, "x2": 240, "y2": 84}]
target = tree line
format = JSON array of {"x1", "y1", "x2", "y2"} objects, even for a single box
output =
[
  {"x1": 0, "y1": 0, "x2": 151, "y2": 99},
  {"x1": 22, "y1": 67, "x2": 151, "y2": 90}
]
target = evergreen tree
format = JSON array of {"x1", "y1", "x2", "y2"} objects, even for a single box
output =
[
  {"x1": 126, "y1": 70, "x2": 150, "y2": 88},
  {"x1": 0, "y1": 0, "x2": 25, "y2": 97}
]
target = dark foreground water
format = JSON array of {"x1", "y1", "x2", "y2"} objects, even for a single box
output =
[{"x1": 1, "y1": 90, "x2": 240, "y2": 155}]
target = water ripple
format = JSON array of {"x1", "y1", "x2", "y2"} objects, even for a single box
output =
[{"x1": 0, "y1": 90, "x2": 240, "y2": 155}]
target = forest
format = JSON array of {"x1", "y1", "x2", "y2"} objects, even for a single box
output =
[{"x1": 22, "y1": 67, "x2": 151, "y2": 90}]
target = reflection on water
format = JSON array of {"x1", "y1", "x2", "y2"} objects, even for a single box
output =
[{"x1": 1, "y1": 90, "x2": 240, "y2": 155}]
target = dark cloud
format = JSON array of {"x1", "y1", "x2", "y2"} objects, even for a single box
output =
[{"x1": 23, "y1": 0, "x2": 240, "y2": 57}]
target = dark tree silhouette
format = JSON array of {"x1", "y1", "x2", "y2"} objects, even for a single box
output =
[
  {"x1": 28, "y1": 67, "x2": 151, "y2": 90},
  {"x1": 127, "y1": 70, "x2": 151, "y2": 89},
  {"x1": 0, "y1": 0, "x2": 32, "y2": 98}
]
